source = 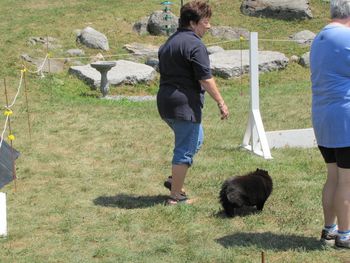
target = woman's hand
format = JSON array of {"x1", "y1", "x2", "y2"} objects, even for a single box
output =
[
  {"x1": 199, "y1": 78, "x2": 229, "y2": 120},
  {"x1": 218, "y1": 101, "x2": 229, "y2": 120}
]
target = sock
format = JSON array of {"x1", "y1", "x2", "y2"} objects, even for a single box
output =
[
  {"x1": 338, "y1": 230, "x2": 350, "y2": 241},
  {"x1": 324, "y1": 224, "x2": 337, "y2": 234}
]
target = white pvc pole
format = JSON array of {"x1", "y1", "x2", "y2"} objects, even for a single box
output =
[
  {"x1": 249, "y1": 32, "x2": 259, "y2": 111},
  {"x1": 250, "y1": 32, "x2": 259, "y2": 151},
  {"x1": 0, "y1": 192, "x2": 7, "y2": 237},
  {"x1": 241, "y1": 32, "x2": 272, "y2": 159}
]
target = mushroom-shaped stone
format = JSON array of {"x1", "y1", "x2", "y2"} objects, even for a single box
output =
[{"x1": 90, "y1": 61, "x2": 116, "y2": 97}]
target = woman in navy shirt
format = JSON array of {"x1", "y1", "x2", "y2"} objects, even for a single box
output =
[{"x1": 157, "y1": 0, "x2": 229, "y2": 205}]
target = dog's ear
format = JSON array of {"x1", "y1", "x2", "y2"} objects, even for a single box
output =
[{"x1": 256, "y1": 168, "x2": 268, "y2": 175}]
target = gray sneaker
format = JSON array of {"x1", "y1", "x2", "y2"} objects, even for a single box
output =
[
  {"x1": 320, "y1": 229, "x2": 337, "y2": 246},
  {"x1": 335, "y1": 236, "x2": 350, "y2": 249}
]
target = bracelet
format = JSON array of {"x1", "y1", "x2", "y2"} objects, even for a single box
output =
[{"x1": 217, "y1": 102, "x2": 225, "y2": 109}]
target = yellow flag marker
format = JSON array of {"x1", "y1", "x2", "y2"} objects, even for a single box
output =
[{"x1": 4, "y1": 109, "x2": 13, "y2": 116}]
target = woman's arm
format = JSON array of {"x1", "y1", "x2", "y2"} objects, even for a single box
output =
[{"x1": 199, "y1": 77, "x2": 229, "y2": 120}]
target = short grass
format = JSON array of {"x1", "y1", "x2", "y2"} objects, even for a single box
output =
[{"x1": 1, "y1": 0, "x2": 349, "y2": 262}]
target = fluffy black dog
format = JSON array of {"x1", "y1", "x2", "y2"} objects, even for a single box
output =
[{"x1": 219, "y1": 169, "x2": 273, "y2": 217}]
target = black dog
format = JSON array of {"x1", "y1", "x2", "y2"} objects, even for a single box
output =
[{"x1": 219, "y1": 169, "x2": 273, "y2": 217}]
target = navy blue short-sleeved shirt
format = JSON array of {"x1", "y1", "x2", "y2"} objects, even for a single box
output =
[{"x1": 157, "y1": 28, "x2": 212, "y2": 123}]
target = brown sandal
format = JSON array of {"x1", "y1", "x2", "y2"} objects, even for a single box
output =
[
  {"x1": 165, "y1": 194, "x2": 193, "y2": 206},
  {"x1": 163, "y1": 176, "x2": 186, "y2": 195},
  {"x1": 163, "y1": 176, "x2": 172, "y2": 190}
]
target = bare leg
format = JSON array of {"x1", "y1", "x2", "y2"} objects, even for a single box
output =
[
  {"x1": 322, "y1": 163, "x2": 338, "y2": 226},
  {"x1": 335, "y1": 167, "x2": 350, "y2": 232},
  {"x1": 171, "y1": 164, "x2": 188, "y2": 198}
]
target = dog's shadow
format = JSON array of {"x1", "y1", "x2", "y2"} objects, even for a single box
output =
[
  {"x1": 93, "y1": 194, "x2": 168, "y2": 209},
  {"x1": 216, "y1": 231, "x2": 321, "y2": 251}
]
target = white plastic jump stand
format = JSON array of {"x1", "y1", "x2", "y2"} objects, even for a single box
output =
[
  {"x1": 0, "y1": 192, "x2": 7, "y2": 237},
  {"x1": 242, "y1": 32, "x2": 273, "y2": 159}
]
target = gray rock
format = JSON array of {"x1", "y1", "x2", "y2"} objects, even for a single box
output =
[
  {"x1": 145, "y1": 57, "x2": 159, "y2": 71},
  {"x1": 147, "y1": 10, "x2": 178, "y2": 36},
  {"x1": 70, "y1": 60, "x2": 84, "y2": 66},
  {"x1": 66, "y1": 49, "x2": 85, "y2": 56},
  {"x1": 240, "y1": 0, "x2": 313, "y2": 20},
  {"x1": 209, "y1": 50, "x2": 289, "y2": 78},
  {"x1": 90, "y1": 53, "x2": 105, "y2": 63},
  {"x1": 21, "y1": 54, "x2": 65, "y2": 74},
  {"x1": 133, "y1": 16, "x2": 150, "y2": 35},
  {"x1": 207, "y1": 46, "x2": 225, "y2": 54},
  {"x1": 28, "y1": 36, "x2": 57, "y2": 45},
  {"x1": 209, "y1": 26, "x2": 250, "y2": 40},
  {"x1": 290, "y1": 55, "x2": 300, "y2": 63},
  {"x1": 299, "y1": 51, "x2": 310, "y2": 68},
  {"x1": 69, "y1": 60, "x2": 157, "y2": 88},
  {"x1": 27, "y1": 36, "x2": 62, "y2": 49},
  {"x1": 76, "y1": 27, "x2": 109, "y2": 51},
  {"x1": 290, "y1": 30, "x2": 315, "y2": 45},
  {"x1": 123, "y1": 42, "x2": 159, "y2": 57}
]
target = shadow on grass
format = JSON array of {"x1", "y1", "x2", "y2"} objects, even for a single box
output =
[
  {"x1": 93, "y1": 194, "x2": 168, "y2": 209},
  {"x1": 216, "y1": 231, "x2": 322, "y2": 251}
]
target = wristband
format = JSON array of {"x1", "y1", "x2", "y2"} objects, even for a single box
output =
[{"x1": 217, "y1": 102, "x2": 225, "y2": 109}]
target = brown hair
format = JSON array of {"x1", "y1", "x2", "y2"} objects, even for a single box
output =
[{"x1": 179, "y1": 1, "x2": 212, "y2": 28}]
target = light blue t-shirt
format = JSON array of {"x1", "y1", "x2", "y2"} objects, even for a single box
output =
[{"x1": 310, "y1": 24, "x2": 350, "y2": 147}]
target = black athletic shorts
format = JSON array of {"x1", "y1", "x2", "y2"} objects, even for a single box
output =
[{"x1": 318, "y1": 146, "x2": 350, "y2": 169}]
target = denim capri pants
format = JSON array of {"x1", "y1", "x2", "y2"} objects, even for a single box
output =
[{"x1": 164, "y1": 118, "x2": 203, "y2": 166}]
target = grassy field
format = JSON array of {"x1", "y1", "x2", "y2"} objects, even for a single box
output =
[{"x1": 1, "y1": 0, "x2": 349, "y2": 262}]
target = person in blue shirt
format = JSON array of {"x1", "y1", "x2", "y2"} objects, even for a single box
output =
[
  {"x1": 157, "y1": 0, "x2": 229, "y2": 205},
  {"x1": 310, "y1": 0, "x2": 350, "y2": 249}
]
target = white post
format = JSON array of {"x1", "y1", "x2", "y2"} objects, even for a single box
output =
[
  {"x1": 0, "y1": 192, "x2": 7, "y2": 237},
  {"x1": 242, "y1": 32, "x2": 272, "y2": 159},
  {"x1": 250, "y1": 32, "x2": 259, "y2": 111}
]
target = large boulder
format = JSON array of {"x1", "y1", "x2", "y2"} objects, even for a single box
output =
[
  {"x1": 289, "y1": 30, "x2": 316, "y2": 45},
  {"x1": 240, "y1": 0, "x2": 313, "y2": 20},
  {"x1": 69, "y1": 60, "x2": 157, "y2": 88},
  {"x1": 147, "y1": 10, "x2": 178, "y2": 36},
  {"x1": 76, "y1": 27, "x2": 109, "y2": 51},
  {"x1": 133, "y1": 16, "x2": 150, "y2": 35},
  {"x1": 209, "y1": 26, "x2": 250, "y2": 40},
  {"x1": 123, "y1": 43, "x2": 159, "y2": 57},
  {"x1": 209, "y1": 50, "x2": 289, "y2": 78}
]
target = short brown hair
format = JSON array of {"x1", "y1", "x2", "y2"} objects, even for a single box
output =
[{"x1": 179, "y1": 1, "x2": 212, "y2": 28}]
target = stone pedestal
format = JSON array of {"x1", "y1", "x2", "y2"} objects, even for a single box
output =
[{"x1": 91, "y1": 61, "x2": 116, "y2": 97}]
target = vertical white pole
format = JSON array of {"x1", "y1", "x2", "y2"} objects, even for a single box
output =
[
  {"x1": 250, "y1": 32, "x2": 259, "y2": 151},
  {"x1": 249, "y1": 32, "x2": 259, "y2": 111},
  {"x1": 242, "y1": 32, "x2": 272, "y2": 159},
  {"x1": 0, "y1": 192, "x2": 7, "y2": 237}
]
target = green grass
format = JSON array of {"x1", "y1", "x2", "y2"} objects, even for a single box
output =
[{"x1": 1, "y1": 0, "x2": 349, "y2": 262}]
